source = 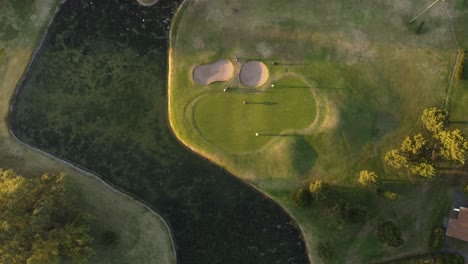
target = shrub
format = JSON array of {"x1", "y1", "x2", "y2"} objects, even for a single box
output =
[
  {"x1": 380, "y1": 253, "x2": 464, "y2": 264},
  {"x1": 309, "y1": 180, "x2": 330, "y2": 201},
  {"x1": 358, "y1": 170, "x2": 378, "y2": 190},
  {"x1": 463, "y1": 184, "x2": 468, "y2": 194},
  {"x1": 377, "y1": 221, "x2": 403, "y2": 247},
  {"x1": 377, "y1": 190, "x2": 400, "y2": 200},
  {"x1": 292, "y1": 188, "x2": 311, "y2": 208},
  {"x1": 100, "y1": 230, "x2": 119, "y2": 246},
  {"x1": 429, "y1": 226, "x2": 445, "y2": 250},
  {"x1": 328, "y1": 201, "x2": 349, "y2": 230},
  {"x1": 316, "y1": 241, "x2": 333, "y2": 260},
  {"x1": 454, "y1": 49, "x2": 465, "y2": 81},
  {"x1": 349, "y1": 208, "x2": 367, "y2": 224}
]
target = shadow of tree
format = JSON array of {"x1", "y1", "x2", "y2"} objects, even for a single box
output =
[{"x1": 290, "y1": 137, "x2": 317, "y2": 178}]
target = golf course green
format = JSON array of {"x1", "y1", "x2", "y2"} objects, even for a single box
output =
[
  {"x1": 169, "y1": 0, "x2": 467, "y2": 262},
  {"x1": 194, "y1": 76, "x2": 317, "y2": 153}
]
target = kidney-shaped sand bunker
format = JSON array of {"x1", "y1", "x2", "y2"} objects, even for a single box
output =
[{"x1": 193, "y1": 60, "x2": 234, "y2": 85}]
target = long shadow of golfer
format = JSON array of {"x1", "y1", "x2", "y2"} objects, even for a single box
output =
[
  {"x1": 274, "y1": 85, "x2": 311, "y2": 89},
  {"x1": 246, "y1": 102, "x2": 277, "y2": 105},
  {"x1": 276, "y1": 63, "x2": 308, "y2": 66},
  {"x1": 258, "y1": 133, "x2": 297, "y2": 137},
  {"x1": 229, "y1": 88, "x2": 268, "y2": 93}
]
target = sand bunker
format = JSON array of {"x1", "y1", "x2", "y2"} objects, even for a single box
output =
[
  {"x1": 193, "y1": 60, "x2": 234, "y2": 85},
  {"x1": 239, "y1": 61, "x2": 269, "y2": 87},
  {"x1": 136, "y1": 0, "x2": 158, "y2": 7}
]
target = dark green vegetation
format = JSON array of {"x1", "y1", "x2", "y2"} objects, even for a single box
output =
[
  {"x1": 11, "y1": 0, "x2": 308, "y2": 263},
  {"x1": 0, "y1": 169, "x2": 93, "y2": 263},
  {"x1": 379, "y1": 253, "x2": 464, "y2": 264},
  {"x1": 376, "y1": 221, "x2": 403, "y2": 247},
  {"x1": 429, "y1": 226, "x2": 445, "y2": 250}
]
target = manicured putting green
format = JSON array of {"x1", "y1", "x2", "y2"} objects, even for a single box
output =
[{"x1": 193, "y1": 77, "x2": 317, "y2": 153}]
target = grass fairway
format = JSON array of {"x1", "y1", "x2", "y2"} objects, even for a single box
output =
[
  {"x1": 194, "y1": 76, "x2": 316, "y2": 152},
  {"x1": 0, "y1": 1, "x2": 175, "y2": 263},
  {"x1": 169, "y1": 0, "x2": 467, "y2": 262}
]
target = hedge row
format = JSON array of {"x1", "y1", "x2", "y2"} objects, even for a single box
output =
[
  {"x1": 379, "y1": 252, "x2": 464, "y2": 264},
  {"x1": 454, "y1": 49, "x2": 465, "y2": 81}
]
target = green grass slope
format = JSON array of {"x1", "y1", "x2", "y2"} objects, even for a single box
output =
[{"x1": 169, "y1": 0, "x2": 467, "y2": 262}]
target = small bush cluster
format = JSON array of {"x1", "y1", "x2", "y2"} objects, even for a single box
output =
[
  {"x1": 292, "y1": 180, "x2": 330, "y2": 207},
  {"x1": 100, "y1": 230, "x2": 119, "y2": 246},
  {"x1": 292, "y1": 187, "x2": 311, "y2": 208},
  {"x1": 376, "y1": 221, "x2": 403, "y2": 247},
  {"x1": 454, "y1": 49, "x2": 465, "y2": 81},
  {"x1": 429, "y1": 226, "x2": 445, "y2": 250},
  {"x1": 316, "y1": 241, "x2": 334, "y2": 260},
  {"x1": 377, "y1": 190, "x2": 400, "y2": 200},
  {"x1": 328, "y1": 201, "x2": 367, "y2": 230},
  {"x1": 463, "y1": 184, "x2": 468, "y2": 194},
  {"x1": 379, "y1": 253, "x2": 464, "y2": 264}
]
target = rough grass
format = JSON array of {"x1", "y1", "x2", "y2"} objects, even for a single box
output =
[
  {"x1": 169, "y1": 0, "x2": 466, "y2": 262},
  {"x1": 0, "y1": 1, "x2": 175, "y2": 263}
]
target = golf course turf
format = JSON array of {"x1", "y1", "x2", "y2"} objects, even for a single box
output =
[
  {"x1": 193, "y1": 76, "x2": 317, "y2": 153},
  {"x1": 169, "y1": 0, "x2": 467, "y2": 262}
]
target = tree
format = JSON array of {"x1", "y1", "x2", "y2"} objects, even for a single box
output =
[
  {"x1": 410, "y1": 162, "x2": 436, "y2": 178},
  {"x1": 400, "y1": 133, "x2": 427, "y2": 156},
  {"x1": 421, "y1": 107, "x2": 447, "y2": 135},
  {"x1": 0, "y1": 169, "x2": 94, "y2": 263},
  {"x1": 437, "y1": 129, "x2": 468, "y2": 164},
  {"x1": 292, "y1": 188, "x2": 311, "y2": 208},
  {"x1": 384, "y1": 149, "x2": 409, "y2": 169},
  {"x1": 376, "y1": 221, "x2": 403, "y2": 247},
  {"x1": 309, "y1": 180, "x2": 330, "y2": 201},
  {"x1": 328, "y1": 202, "x2": 349, "y2": 230},
  {"x1": 358, "y1": 170, "x2": 378, "y2": 190}
]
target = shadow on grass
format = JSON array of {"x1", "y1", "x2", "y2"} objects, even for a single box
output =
[
  {"x1": 291, "y1": 137, "x2": 317, "y2": 177},
  {"x1": 450, "y1": 120, "x2": 468, "y2": 125},
  {"x1": 245, "y1": 101, "x2": 277, "y2": 105},
  {"x1": 274, "y1": 85, "x2": 311, "y2": 89},
  {"x1": 227, "y1": 88, "x2": 268, "y2": 93},
  {"x1": 258, "y1": 133, "x2": 297, "y2": 137}
]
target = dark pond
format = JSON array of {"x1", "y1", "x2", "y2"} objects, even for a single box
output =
[{"x1": 11, "y1": 0, "x2": 308, "y2": 263}]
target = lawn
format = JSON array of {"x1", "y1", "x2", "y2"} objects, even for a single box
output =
[
  {"x1": 194, "y1": 76, "x2": 317, "y2": 153},
  {"x1": 169, "y1": 0, "x2": 467, "y2": 262},
  {"x1": 0, "y1": 1, "x2": 175, "y2": 263}
]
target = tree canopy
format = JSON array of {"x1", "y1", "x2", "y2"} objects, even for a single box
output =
[
  {"x1": 309, "y1": 180, "x2": 330, "y2": 201},
  {"x1": 358, "y1": 170, "x2": 378, "y2": 190},
  {"x1": 421, "y1": 107, "x2": 447, "y2": 134},
  {"x1": 0, "y1": 169, "x2": 94, "y2": 264},
  {"x1": 385, "y1": 108, "x2": 467, "y2": 178},
  {"x1": 438, "y1": 129, "x2": 468, "y2": 164},
  {"x1": 376, "y1": 221, "x2": 403, "y2": 247},
  {"x1": 292, "y1": 187, "x2": 311, "y2": 208}
]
